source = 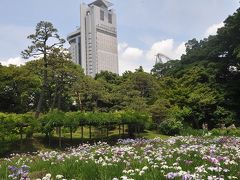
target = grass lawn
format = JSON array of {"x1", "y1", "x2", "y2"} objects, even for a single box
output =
[
  {"x1": 136, "y1": 130, "x2": 169, "y2": 139},
  {"x1": 0, "y1": 126, "x2": 168, "y2": 158}
]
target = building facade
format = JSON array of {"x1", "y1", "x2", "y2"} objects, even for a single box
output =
[
  {"x1": 67, "y1": 0, "x2": 118, "y2": 77},
  {"x1": 67, "y1": 29, "x2": 81, "y2": 65}
]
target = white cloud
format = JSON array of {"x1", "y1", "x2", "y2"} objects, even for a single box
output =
[
  {"x1": 146, "y1": 39, "x2": 186, "y2": 62},
  {"x1": 118, "y1": 39, "x2": 186, "y2": 74},
  {"x1": 0, "y1": 57, "x2": 27, "y2": 66},
  {"x1": 1, "y1": 40, "x2": 186, "y2": 75},
  {"x1": 121, "y1": 47, "x2": 143, "y2": 61},
  {"x1": 204, "y1": 22, "x2": 224, "y2": 37},
  {"x1": 118, "y1": 43, "x2": 144, "y2": 74}
]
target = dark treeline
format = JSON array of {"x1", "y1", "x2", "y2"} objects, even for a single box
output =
[{"x1": 1, "y1": 8, "x2": 240, "y2": 131}]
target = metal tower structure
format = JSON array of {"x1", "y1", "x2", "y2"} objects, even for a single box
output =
[{"x1": 155, "y1": 53, "x2": 171, "y2": 64}]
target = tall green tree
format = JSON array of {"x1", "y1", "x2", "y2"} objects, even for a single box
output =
[
  {"x1": 22, "y1": 21, "x2": 65, "y2": 118},
  {"x1": 47, "y1": 48, "x2": 84, "y2": 110}
]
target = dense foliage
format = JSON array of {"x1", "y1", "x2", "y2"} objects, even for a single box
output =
[
  {"x1": 0, "y1": 111, "x2": 149, "y2": 142},
  {"x1": 1, "y1": 8, "x2": 240, "y2": 132}
]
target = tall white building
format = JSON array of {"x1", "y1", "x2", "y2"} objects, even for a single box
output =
[{"x1": 67, "y1": 0, "x2": 118, "y2": 77}]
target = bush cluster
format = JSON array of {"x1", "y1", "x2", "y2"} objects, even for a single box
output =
[
  {"x1": 0, "y1": 110, "x2": 150, "y2": 141},
  {"x1": 158, "y1": 118, "x2": 183, "y2": 136},
  {"x1": 211, "y1": 128, "x2": 240, "y2": 136},
  {"x1": 0, "y1": 112, "x2": 38, "y2": 141}
]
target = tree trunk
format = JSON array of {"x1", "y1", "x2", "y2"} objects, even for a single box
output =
[
  {"x1": 101, "y1": 128, "x2": 103, "y2": 141},
  {"x1": 57, "y1": 93, "x2": 61, "y2": 110},
  {"x1": 35, "y1": 91, "x2": 44, "y2": 118},
  {"x1": 70, "y1": 127, "x2": 73, "y2": 142},
  {"x1": 20, "y1": 127, "x2": 23, "y2": 150},
  {"x1": 48, "y1": 132, "x2": 51, "y2": 146},
  {"x1": 106, "y1": 126, "x2": 109, "y2": 138},
  {"x1": 35, "y1": 53, "x2": 48, "y2": 118},
  {"x1": 128, "y1": 124, "x2": 131, "y2": 136},
  {"x1": 138, "y1": 125, "x2": 140, "y2": 134},
  {"x1": 122, "y1": 124, "x2": 125, "y2": 136},
  {"x1": 51, "y1": 87, "x2": 58, "y2": 110},
  {"x1": 119, "y1": 124, "x2": 121, "y2": 135},
  {"x1": 193, "y1": 118, "x2": 200, "y2": 129},
  {"x1": 81, "y1": 126, "x2": 84, "y2": 139},
  {"x1": 59, "y1": 126, "x2": 62, "y2": 148},
  {"x1": 76, "y1": 92, "x2": 82, "y2": 111},
  {"x1": 89, "y1": 125, "x2": 92, "y2": 139},
  {"x1": 57, "y1": 72, "x2": 64, "y2": 110}
]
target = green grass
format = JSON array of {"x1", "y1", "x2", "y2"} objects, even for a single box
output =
[
  {"x1": 0, "y1": 126, "x2": 168, "y2": 158},
  {"x1": 136, "y1": 130, "x2": 169, "y2": 139}
]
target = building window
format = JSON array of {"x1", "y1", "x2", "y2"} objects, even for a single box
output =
[
  {"x1": 100, "y1": 10, "x2": 104, "y2": 21},
  {"x1": 108, "y1": 13, "x2": 112, "y2": 24}
]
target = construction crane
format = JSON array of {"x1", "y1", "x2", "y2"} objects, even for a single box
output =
[{"x1": 155, "y1": 53, "x2": 171, "y2": 64}]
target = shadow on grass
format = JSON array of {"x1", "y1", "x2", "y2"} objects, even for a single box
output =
[
  {"x1": 0, "y1": 134, "x2": 130, "y2": 158},
  {"x1": 0, "y1": 139, "x2": 38, "y2": 158},
  {"x1": 36, "y1": 133, "x2": 131, "y2": 149},
  {"x1": 0, "y1": 130, "x2": 168, "y2": 158}
]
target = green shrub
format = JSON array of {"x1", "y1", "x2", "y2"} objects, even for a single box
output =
[
  {"x1": 159, "y1": 118, "x2": 183, "y2": 136},
  {"x1": 213, "y1": 106, "x2": 236, "y2": 126},
  {"x1": 180, "y1": 126, "x2": 204, "y2": 136},
  {"x1": 228, "y1": 129, "x2": 240, "y2": 136},
  {"x1": 211, "y1": 128, "x2": 240, "y2": 136},
  {"x1": 211, "y1": 128, "x2": 228, "y2": 136}
]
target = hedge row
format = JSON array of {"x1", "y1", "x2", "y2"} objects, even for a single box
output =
[
  {"x1": 41, "y1": 110, "x2": 149, "y2": 128},
  {"x1": 0, "y1": 112, "x2": 38, "y2": 146},
  {"x1": 0, "y1": 110, "x2": 150, "y2": 144}
]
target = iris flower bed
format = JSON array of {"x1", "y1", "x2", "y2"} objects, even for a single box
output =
[{"x1": 0, "y1": 136, "x2": 239, "y2": 180}]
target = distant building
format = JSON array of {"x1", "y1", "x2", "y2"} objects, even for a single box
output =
[
  {"x1": 67, "y1": 29, "x2": 81, "y2": 65},
  {"x1": 67, "y1": 0, "x2": 118, "y2": 77}
]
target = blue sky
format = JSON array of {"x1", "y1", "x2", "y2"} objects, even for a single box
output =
[{"x1": 0, "y1": 0, "x2": 239, "y2": 73}]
